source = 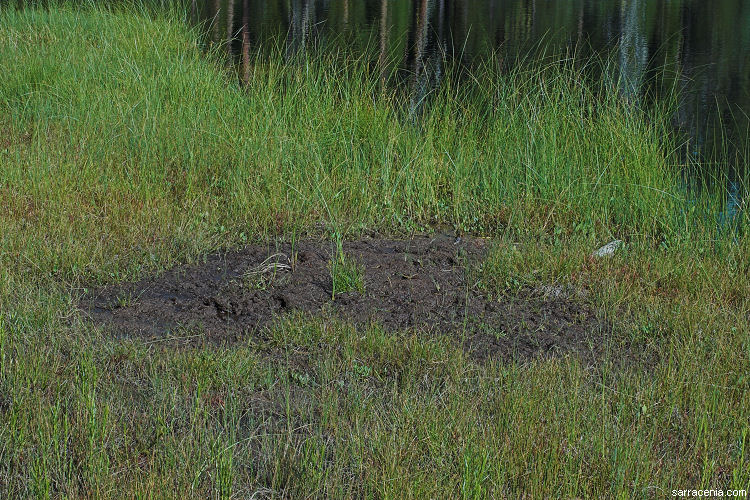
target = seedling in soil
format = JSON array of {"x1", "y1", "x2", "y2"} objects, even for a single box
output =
[
  {"x1": 289, "y1": 228, "x2": 300, "y2": 272},
  {"x1": 116, "y1": 292, "x2": 135, "y2": 308},
  {"x1": 111, "y1": 290, "x2": 142, "y2": 309},
  {"x1": 329, "y1": 239, "x2": 365, "y2": 299}
]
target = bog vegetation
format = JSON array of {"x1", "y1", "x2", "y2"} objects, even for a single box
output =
[{"x1": 0, "y1": 2, "x2": 748, "y2": 498}]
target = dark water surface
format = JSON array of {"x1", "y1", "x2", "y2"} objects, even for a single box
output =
[{"x1": 194, "y1": 1, "x2": 750, "y2": 192}]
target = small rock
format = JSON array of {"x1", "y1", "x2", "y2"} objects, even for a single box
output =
[{"x1": 592, "y1": 240, "x2": 624, "y2": 258}]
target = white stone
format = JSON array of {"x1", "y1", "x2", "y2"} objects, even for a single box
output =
[{"x1": 592, "y1": 240, "x2": 624, "y2": 258}]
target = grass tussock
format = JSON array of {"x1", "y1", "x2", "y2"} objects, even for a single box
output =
[
  {"x1": 0, "y1": 3, "x2": 748, "y2": 498},
  {"x1": 329, "y1": 237, "x2": 365, "y2": 299}
]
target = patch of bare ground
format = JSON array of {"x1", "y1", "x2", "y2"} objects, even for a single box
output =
[{"x1": 81, "y1": 235, "x2": 633, "y2": 365}]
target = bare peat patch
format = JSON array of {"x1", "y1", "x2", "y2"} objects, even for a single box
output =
[{"x1": 81, "y1": 235, "x2": 615, "y2": 364}]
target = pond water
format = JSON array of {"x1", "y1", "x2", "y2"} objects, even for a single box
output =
[{"x1": 194, "y1": 0, "x2": 750, "y2": 196}]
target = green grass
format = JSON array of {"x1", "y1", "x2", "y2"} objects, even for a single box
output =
[
  {"x1": 0, "y1": 3, "x2": 749, "y2": 498},
  {"x1": 330, "y1": 238, "x2": 365, "y2": 299}
]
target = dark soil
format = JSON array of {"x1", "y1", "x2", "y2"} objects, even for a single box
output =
[{"x1": 81, "y1": 235, "x2": 615, "y2": 363}]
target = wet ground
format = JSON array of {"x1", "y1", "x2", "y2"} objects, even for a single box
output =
[{"x1": 82, "y1": 235, "x2": 615, "y2": 363}]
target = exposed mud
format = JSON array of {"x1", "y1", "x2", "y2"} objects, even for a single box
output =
[{"x1": 82, "y1": 235, "x2": 616, "y2": 363}]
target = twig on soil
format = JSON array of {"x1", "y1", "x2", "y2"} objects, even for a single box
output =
[{"x1": 245, "y1": 253, "x2": 291, "y2": 275}]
